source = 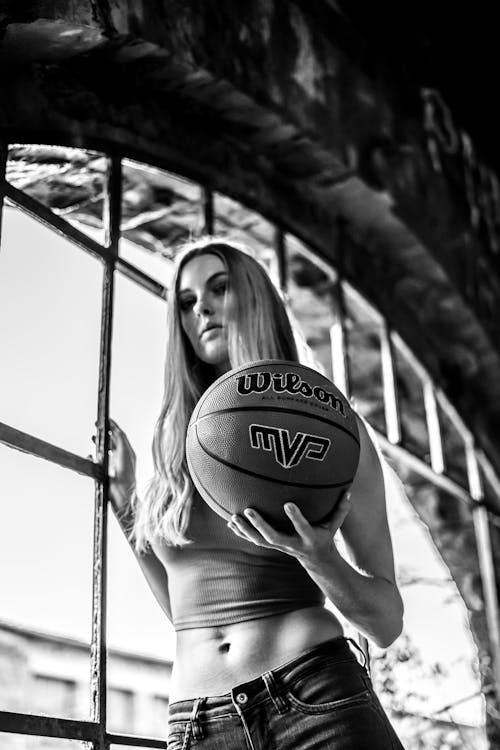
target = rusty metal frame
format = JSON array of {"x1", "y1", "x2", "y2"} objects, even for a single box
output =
[
  {"x1": 3, "y1": 183, "x2": 166, "y2": 300},
  {"x1": 0, "y1": 421, "x2": 102, "y2": 480},
  {"x1": 2, "y1": 137, "x2": 500, "y2": 742},
  {"x1": 0, "y1": 143, "x2": 170, "y2": 749}
]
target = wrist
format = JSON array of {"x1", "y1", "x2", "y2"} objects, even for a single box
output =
[{"x1": 301, "y1": 540, "x2": 343, "y2": 575}]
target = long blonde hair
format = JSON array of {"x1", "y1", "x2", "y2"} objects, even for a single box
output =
[{"x1": 132, "y1": 238, "x2": 300, "y2": 549}]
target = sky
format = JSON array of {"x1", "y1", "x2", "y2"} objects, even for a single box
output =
[{"x1": 0, "y1": 205, "x2": 485, "y2": 728}]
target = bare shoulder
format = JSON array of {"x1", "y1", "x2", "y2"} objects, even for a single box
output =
[{"x1": 339, "y1": 414, "x2": 398, "y2": 583}]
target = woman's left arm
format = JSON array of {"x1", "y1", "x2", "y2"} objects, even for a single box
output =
[{"x1": 228, "y1": 415, "x2": 404, "y2": 649}]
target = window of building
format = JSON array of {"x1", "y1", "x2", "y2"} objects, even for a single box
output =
[
  {"x1": 107, "y1": 687, "x2": 135, "y2": 734},
  {"x1": 33, "y1": 675, "x2": 77, "y2": 717}
]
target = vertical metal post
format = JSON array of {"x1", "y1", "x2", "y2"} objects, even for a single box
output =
[
  {"x1": 203, "y1": 187, "x2": 214, "y2": 236},
  {"x1": 466, "y1": 441, "x2": 500, "y2": 700},
  {"x1": 275, "y1": 228, "x2": 288, "y2": 297},
  {"x1": 379, "y1": 321, "x2": 401, "y2": 445},
  {"x1": 423, "y1": 380, "x2": 444, "y2": 473},
  {"x1": 90, "y1": 155, "x2": 121, "y2": 750},
  {"x1": 331, "y1": 220, "x2": 350, "y2": 397},
  {"x1": 331, "y1": 220, "x2": 369, "y2": 661}
]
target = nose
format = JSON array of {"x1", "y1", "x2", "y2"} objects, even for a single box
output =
[{"x1": 193, "y1": 294, "x2": 213, "y2": 317}]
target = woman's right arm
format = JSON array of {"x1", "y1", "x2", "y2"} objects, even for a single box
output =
[{"x1": 107, "y1": 420, "x2": 173, "y2": 622}]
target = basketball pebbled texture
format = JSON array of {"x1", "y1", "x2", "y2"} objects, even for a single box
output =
[{"x1": 186, "y1": 360, "x2": 360, "y2": 532}]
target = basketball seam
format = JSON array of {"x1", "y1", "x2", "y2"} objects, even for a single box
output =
[
  {"x1": 193, "y1": 439, "x2": 354, "y2": 489},
  {"x1": 186, "y1": 442, "x2": 232, "y2": 521},
  {"x1": 194, "y1": 406, "x2": 360, "y2": 446}
]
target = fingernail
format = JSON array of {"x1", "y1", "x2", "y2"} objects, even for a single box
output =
[
  {"x1": 244, "y1": 509, "x2": 254, "y2": 518},
  {"x1": 285, "y1": 503, "x2": 294, "y2": 512}
]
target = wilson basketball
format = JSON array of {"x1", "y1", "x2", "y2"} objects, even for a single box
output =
[{"x1": 186, "y1": 360, "x2": 360, "y2": 531}]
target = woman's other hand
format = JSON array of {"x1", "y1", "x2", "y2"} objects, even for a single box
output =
[
  {"x1": 227, "y1": 493, "x2": 352, "y2": 566},
  {"x1": 102, "y1": 419, "x2": 137, "y2": 517}
]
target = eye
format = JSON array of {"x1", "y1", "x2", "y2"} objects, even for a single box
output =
[
  {"x1": 212, "y1": 279, "x2": 227, "y2": 296},
  {"x1": 178, "y1": 296, "x2": 195, "y2": 312}
]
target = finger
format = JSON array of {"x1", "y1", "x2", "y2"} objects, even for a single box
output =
[
  {"x1": 243, "y1": 509, "x2": 290, "y2": 547},
  {"x1": 284, "y1": 502, "x2": 312, "y2": 539},
  {"x1": 228, "y1": 515, "x2": 266, "y2": 546},
  {"x1": 324, "y1": 493, "x2": 351, "y2": 531}
]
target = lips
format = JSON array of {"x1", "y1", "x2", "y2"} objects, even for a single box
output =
[{"x1": 200, "y1": 324, "x2": 222, "y2": 338}]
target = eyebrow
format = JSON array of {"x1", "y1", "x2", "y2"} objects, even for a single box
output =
[{"x1": 178, "y1": 271, "x2": 228, "y2": 295}]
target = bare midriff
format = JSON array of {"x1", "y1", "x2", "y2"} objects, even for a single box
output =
[{"x1": 169, "y1": 605, "x2": 344, "y2": 702}]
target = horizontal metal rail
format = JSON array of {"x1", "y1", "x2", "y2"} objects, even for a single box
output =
[
  {"x1": 0, "y1": 421, "x2": 102, "y2": 480},
  {"x1": 0, "y1": 712, "x2": 168, "y2": 748},
  {"x1": 0, "y1": 710, "x2": 99, "y2": 742},
  {"x1": 107, "y1": 731, "x2": 168, "y2": 748}
]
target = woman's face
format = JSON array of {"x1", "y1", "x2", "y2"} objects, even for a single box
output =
[{"x1": 177, "y1": 253, "x2": 233, "y2": 375}]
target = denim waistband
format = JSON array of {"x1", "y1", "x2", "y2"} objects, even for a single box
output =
[{"x1": 168, "y1": 635, "x2": 366, "y2": 725}]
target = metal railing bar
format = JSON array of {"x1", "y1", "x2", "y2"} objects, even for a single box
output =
[
  {"x1": 331, "y1": 220, "x2": 350, "y2": 397},
  {"x1": 5, "y1": 178, "x2": 169, "y2": 300},
  {"x1": 122, "y1": 156, "x2": 202, "y2": 201},
  {"x1": 286, "y1": 231, "x2": 338, "y2": 283},
  {"x1": 434, "y1": 387, "x2": 471, "y2": 440},
  {"x1": 465, "y1": 438, "x2": 483, "y2": 502},
  {"x1": 116, "y1": 256, "x2": 167, "y2": 299},
  {"x1": 275, "y1": 228, "x2": 288, "y2": 295},
  {"x1": 90, "y1": 156, "x2": 120, "y2": 743},
  {"x1": 4, "y1": 182, "x2": 113, "y2": 263},
  {"x1": 423, "y1": 379, "x2": 445, "y2": 474},
  {"x1": 375, "y1": 431, "x2": 473, "y2": 506},
  {"x1": 342, "y1": 280, "x2": 384, "y2": 325},
  {"x1": 106, "y1": 732, "x2": 168, "y2": 748},
  {"x1": 380, "y1": 321, "x2": 401, "y2": 445},
  {"x1": 476, "y1": 450, "x2": 500, "y2": 500},
  {"x1": 391, "y1": 328, "x2": 434, "y2": 385},
  {"x1": 0, "y1": 711, "x2": 99, "y2": 742},
  {"x1": 203, "y1": 186, "x2": 214, "y2": 235},
  {"x1": 0, "y1": 421, "x2": 103, "y2": 480}
]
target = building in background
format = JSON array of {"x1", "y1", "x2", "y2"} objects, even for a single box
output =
[{"x1": 0, "y1": 621, "x2": 171, "y2": 747}]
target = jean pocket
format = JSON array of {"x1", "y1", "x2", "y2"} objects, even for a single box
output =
[
  {"x1": 167, "y1": 721, "x2": 191, "y2": 750},
  {"x1": 285, "y1": 661, "x2": 372, "y2": 715}
]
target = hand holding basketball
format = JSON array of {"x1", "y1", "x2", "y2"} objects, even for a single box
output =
[{"x1": 227, "y1": 492, "x2": 352, "y2": 564}]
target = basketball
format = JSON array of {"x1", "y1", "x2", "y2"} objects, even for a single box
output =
[{"x1": 186, "y1": 360, "x2": 360, "y2": 532}]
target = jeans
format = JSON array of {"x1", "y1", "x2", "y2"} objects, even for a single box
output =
[{"x1": 166, "y1": 636, "x2": 404, "y2": 749}]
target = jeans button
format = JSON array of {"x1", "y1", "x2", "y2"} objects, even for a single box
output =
[{"x1": 236, "y1": 692, "x2": 248, "y2": 705}]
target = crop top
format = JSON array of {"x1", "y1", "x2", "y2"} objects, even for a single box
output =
[{"x1": 151, "y1": 493, "x2": 325, "y2": 631}]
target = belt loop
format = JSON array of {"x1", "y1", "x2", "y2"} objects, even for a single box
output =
[
  {"x1": 190, "y1": 697, "x2": 205, "y2": 740},
  {"x1": 346, "y1": 637, "x2": 368, "y2": 671},
  {"x1": 262, "y1": 670, "x2": 289, "y2": 714}
]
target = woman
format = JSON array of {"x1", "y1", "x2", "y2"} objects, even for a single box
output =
[{"x1": 108, "y1": 239, "x2": 406, "y2": 749}]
